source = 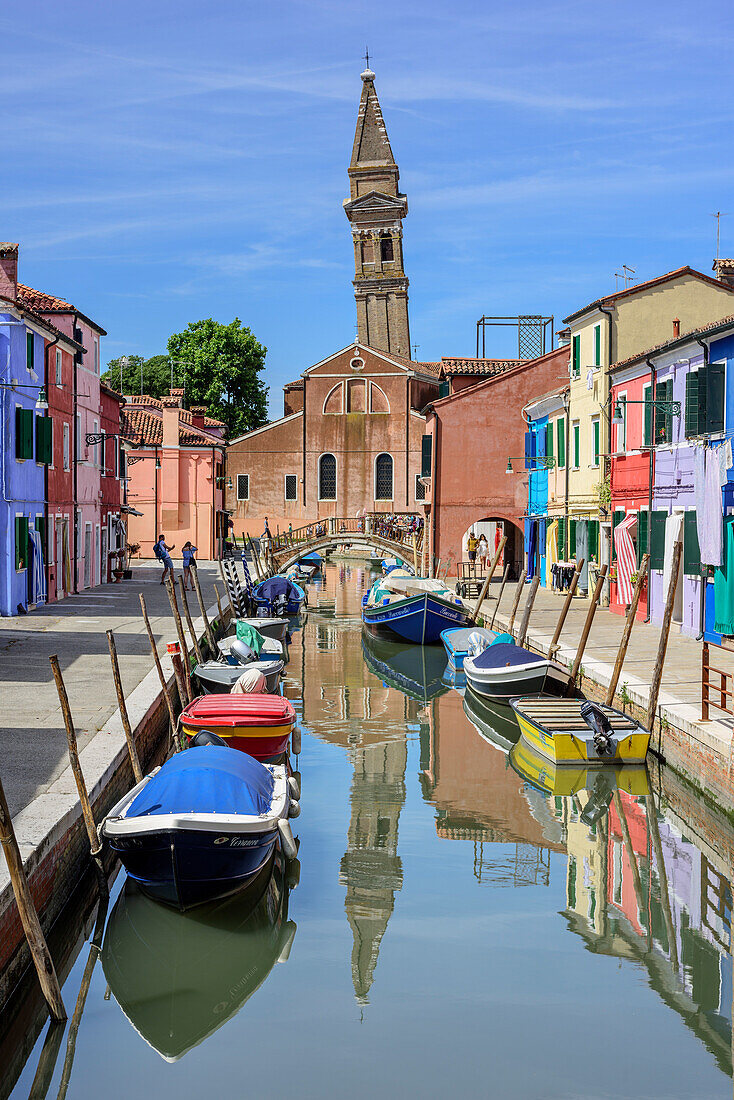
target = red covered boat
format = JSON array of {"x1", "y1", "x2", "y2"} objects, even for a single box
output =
[{"x1": 180, "y1": 695, "x2": 297, "y2": 761}]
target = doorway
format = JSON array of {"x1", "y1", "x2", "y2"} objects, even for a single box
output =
[{"x1": 84, "y1": 523, "x2": 92, "y2": 589}]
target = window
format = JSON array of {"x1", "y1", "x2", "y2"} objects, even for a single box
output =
[
  {"x1": 545, "y1": 421, "x2": 554, "y2": 460},
  {"x1": 36, "y1": 514, "x2": 46, "y2": 567},
  {"x1": 285, "y1": 475, "x2": 297, "y2": 501},
  {"x1": 380, "y1": 236, "x2": 394, "y2": 262},
  {"x1": 654, "y1": 378, "x2": 673, "y2": 444},
  {"x1": 236, "y1": 474, "x2": 249, "y2": 501},
  {"x1": 572, "y1": 422, "x2": 580, "y2": 468},
  {"x1": 55, "y1": 349, "x2": 62, "y2": 386},
  {"x1": 15, "y1": 407, "x2": 34, "y2": 460},
  {"x1": 615, "y1": 391, "x2": 627, "y2": 452},
  {"x1": 15, "y1": 515, "x2": 28, "y2": 570},
  {"x1": 683, "y1": 510, "x2": 701, "y2": 576},
  {"x1": 323, "y1": 383, "x2": 343, "y2": 415},
  {"x1": 421, "y1": 434, "x2": 432, "y2": 477},
  {"x1": 592, "y1": 417, "x2": 600, "y2": 466},
  {"x1": 375, "y1": 453, "x2": 393, "y2": 500},
  {"x1": 75, "y1": 413, "x2": 82, "y2": 461},
  {"x1": 35, "y1": 415, "x2": 52, "y2": 465},
  {"x1": 685, "y1": 363, "x2": 725, "y2": 437},
  {"x1": 370, "y1": 383, "x2": 390, "y2": 413},
  {"x1": 63, "y1": 423, "x2": 70, "y2": 470},
  {"x1": 92, "y1": 420, "x2": 99, "y2": 466},
  {"x1": 571, "y1": 334, "x2": 580, "y2": 377},
  {"x1": 319, "y1": 454, "x2": 337, "y2": 500},
  {"x1": 26, "y1": 332, "x2": 34, "y2": 372},
  {"x1": 48, "y1": 514, "x2": 55, "y2": 566},
  {"x1": 593, "y1": 324, "x2": 601, "y2": 367},
  {"x1": 94, "y1": 338, "x2": 99, "y2": 374},
  {"x1": 643, "y1": 384, "x2": 652, "y2": 446},
  {"x1": 415, "y1": 473, "x2": 426, "y2": 501},
  {"x1": 347, "y1": 378, "x2": 366, "y2": 412},
  {"x1": 556, "y1": 418, "x2": 566, "y2": 467}
]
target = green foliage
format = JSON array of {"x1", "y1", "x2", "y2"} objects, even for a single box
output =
[
  {"x1": 102, "y1": 355, "x2": 177, "y2": 399},
  {"x1": 167, "y1": 319, "x2": 268, "y2": 438}
]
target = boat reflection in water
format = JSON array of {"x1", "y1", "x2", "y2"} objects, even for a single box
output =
[
  {"x1": 361, "y1": 630, "x2": 449, "y2": 703},
  {"x1": 101, "y1": 852, "x2": 297, "y2": 1061},
  {"x1": 462, "y1": 689, "x2": 522, "y2": 756}
]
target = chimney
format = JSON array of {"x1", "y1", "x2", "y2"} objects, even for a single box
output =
[
  {"x1": 672, "y1": 317, "x2": 680, "y2": 338},
  {"x1": 161, "y1": 394, "x2": 180, "y2": 447},
  {"x1": 0, "y1": 243, "x2": 19, "y2": 301},
  {"x1": 190, "y1": 405, "x2": 206, "y2": 430},
  {"x1": 713, "y1": 258, "x2": 734, "y2": 288}
]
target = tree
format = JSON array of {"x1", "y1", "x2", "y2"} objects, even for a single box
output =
[
  {"x1": 102, "y1": 354, "x2": 176, "y2": 399},
  {"x1": 166, "y1": 319, "x2": 268, "y2": 438}
]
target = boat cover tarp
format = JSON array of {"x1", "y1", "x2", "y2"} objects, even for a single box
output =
[
  {"x1": 127, "y1": 747, "x2": 274, "y2": 819},
  {"x1": 470, "y1": 643, "x2": 546, "y2": 670},
  {"x1": 299, "y1": 552, "x2": 322, "y2": 564},
  {"x1": 235, "y1": 622, "x2": 265, "y2": 655},
  {"x1": 255, "y1": 576, "x2": 304, "y2": 602}
]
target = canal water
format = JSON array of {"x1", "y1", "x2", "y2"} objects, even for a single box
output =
[{"x1": 3, "y1": 561, "x2": 734, "y2": 1099}]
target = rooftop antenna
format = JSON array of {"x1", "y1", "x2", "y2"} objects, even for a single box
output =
[
  {"x1": 622, "y1": 264, "x2": 636, "y2": 287},
  {"x1": 613, "y1": 272, "x2": 623, "y2": 291},
  {"x1": 411, "y1": 344, "x2": 420, "y2": 358},
  {"x1": 711, "y1": 211, "x2": 730, "y2": 261}
]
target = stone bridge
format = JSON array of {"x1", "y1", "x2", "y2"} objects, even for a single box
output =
[{"x1": 268, "y1": 515, "x2": 424, "y2": 573}]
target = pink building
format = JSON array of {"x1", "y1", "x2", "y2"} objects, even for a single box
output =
[
  {"x1": 121, "y1": 390, "x2": 227, "y2": 560},
  {"x1": 18, "y1": 284, "x2": 107, "y2": 590}
]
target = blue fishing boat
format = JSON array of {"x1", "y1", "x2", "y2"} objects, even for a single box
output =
[
  {"x1": 252, "y1": 575, "x2": 305, "y2": 617},
  {"x1": 296, "y1": 551, "x2": 323, "y2": 577},
  {"x1": 102, "y1": 745, "x2": 300, "y2": 911},
  {"x1": 361, "y1": 572, "x2": 469, "y2": 645}
]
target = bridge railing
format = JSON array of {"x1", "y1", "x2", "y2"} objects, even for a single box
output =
[{"x1": 270, "y1": 513, "x2": 424, "y2": 557}]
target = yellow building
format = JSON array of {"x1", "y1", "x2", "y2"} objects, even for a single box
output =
[{"x1": 562, "y1": 266, "x2": 734, "y2": 595}]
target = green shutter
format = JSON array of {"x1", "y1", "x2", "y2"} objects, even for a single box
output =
[
  {"x1": 573, "y1": 424, "x2": 580, "y2": 468},
  {"x1": 438, "y1": 380, "x2": 450, "y2": 398},
  {"x1": 26, "y1": 332, "x2": 34, "y2": 371},
  {"x1": 545, "y1": 422, "x2": 553, "y2": 459},
  {"x1": 697, "y1": 365, "x2": 708, "y2": 434},
  {"x1": 572, "y1": 335, "x2": 580, "y2": 377},
  {"x1": 36, "y1": 516, "x2": 46, "y2": 563},
  {"x1": 558, "y1": 521, "x2": 565, "y2": 559},
  {"x1": 421, "y1": 435, "x2": 432, "y2": 477},
  {"x1": 569, "y1": 519, "x2": 577, "y2": 557},
  {"x1": 643, "y1": 386, "x2": 653, "y2": 446},
  {"x1": 15, "y1": 515, "x2": 29, "y2": 570},
  {"x1": 685, "y1": 371, "x2": 700, "y2": 438},
  {"x1": 649, "y1": 510, "x2": 666, "y2": 570},
  {"x1": 588, "y1": 520, "x2": 599, "y2": 560},
  {"x1": 683, "y1": 511, "x2": 701, "y2": 575},
  {"x1": 705, "y1": 361, "x2": 725, "y2": 434},
  {"x1": 637, "y1": 510, "x2": 649, "y2": 566},
  {"x1": 35, "y1": 416, "x2": 52, "y2": 465},
  {"x1": 557, "y1": 419, "x2": 566, "y2": 467},
  {"x1": 593, "y1": 419, "x2": 600, "y2": 465},
  {"x1": 15, "y1": 408, "x2": 34, "y2": 459},
  {"x1": 594, "y1": 325, "x2": 601, "y2": 366},
  {"x1": 655, "y1": 378, "x2": 672, "y2": 444}
]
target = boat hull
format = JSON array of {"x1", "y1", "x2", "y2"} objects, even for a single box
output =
[
  {"x1": 106, "y1": 826, "x2": 278, "y2": 911},
  {"x1": 512, "y1": 708, "x2": 650, "y2": 766},
  {"x1": 464, "y1": 661, "x2": 550, "y2": 702},
  {"x1": 182, "y1": 721, "x2": 293, "y2": 760},
  {"x1": 236, "y1": 617, "x2": 289, "y2": 643},
  {"x1": 509, "y1": 737, "x2": 649, "y2": 796},
  {"x1": 193, "y1": 660, "x2": 284, "y2": 695},
  {"x1": 362, "y1": 592, "x2": 469, "y2": 645}
]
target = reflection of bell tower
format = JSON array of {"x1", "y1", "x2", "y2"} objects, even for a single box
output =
[{"x1": 340, "y1": 740, "x2": 407, "y2": 1004}]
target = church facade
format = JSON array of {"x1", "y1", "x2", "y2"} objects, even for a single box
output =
[{"x1": 226, "y1": 69, "x2": 439, "y2": 537}]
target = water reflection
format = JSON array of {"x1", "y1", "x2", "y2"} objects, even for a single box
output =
[{"x1": 101, "y1": 853, "x2": 297, "y2": 1061}]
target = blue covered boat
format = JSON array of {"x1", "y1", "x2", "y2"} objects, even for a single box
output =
[
  {"x1": 296, "y1": 551, "x2": 322, "y2": 577},
  {"x1": 102, "y1": 745, "x2": 299, "y2": 911},
  {"x1": 361, "y1": 572, "x2": 469, "y2": 644},
  {"x1": 252, "y1": 575, "x2": 305, "y2": 617}
]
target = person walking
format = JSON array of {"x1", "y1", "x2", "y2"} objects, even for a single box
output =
[
  {"x1": 467, "y1": 530, "x2": 478, "y2": 565},
  {"x1": 182, "y1": 541, "x2": 198, "y2": 590},
  {"x1": 154, "y1": 534, "x2": 175, "y2": 585},
  {"x1": 478, "y1": 533, "x2": 489, "y2": 570}
]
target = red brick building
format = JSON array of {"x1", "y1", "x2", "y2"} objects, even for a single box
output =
[
  {"x1": 422, "y1": 345, "x2": 570, "y2": 576},
  {"x1": 44, "y1": 331, "x2": 79, "y2": 603}
]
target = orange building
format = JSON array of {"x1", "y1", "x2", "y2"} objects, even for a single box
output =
[{"x1": 121, "y1": 390, "x2": 227, "y2": 560}]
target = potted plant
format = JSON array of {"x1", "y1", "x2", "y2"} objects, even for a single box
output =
[
  {"x1": 111, "y1": 549, "x2": 124, "y2": 582},
  {"x1": 123, "y1": 542, "x2": 140, "y2": 579}
]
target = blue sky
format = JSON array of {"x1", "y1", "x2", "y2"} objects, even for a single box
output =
[{"x1": 4, "y1": 0, "x2": 734, "y2": 415}]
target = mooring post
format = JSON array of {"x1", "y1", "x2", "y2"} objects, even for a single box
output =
[
  {"x1": 646, "y1": 540, "x2": 682, "y2": 734},
  {"x1": 516, "y1": 575, "x2": 541, "y2": 647},
  {"x1": 547, "y1": 559, "x2": 584, "y2": 659},
  {"x1": 0, "y1": 769, "x2": 66, "y2": 1022},
  {"x1": 213, "y1": 584, "x2": 225, "y2": 628},
  {"x1": 190, "y1": 567, "x2": 218, "y2": 656},
  {"x1": 139, "y1": 594, "x2": 177, "y2": 732},
  {"x1": 567, "y1": 564, "x2": 607, "y2": 690},
  {"x1": 178, "y1": 578, "x2": 204, "y2": 665},
  {"x1": 167, "y1": 641, "x2": 188, "y2": 724},
  {"x1": 488, "y1": 563, "x2": 511, "y2": 630},
  {"x1": 469, "y1": 535, "x2": 507, "y2": 623},
  {"x1": 507, "y1": 570, "x2": 527, "y2": 635},
  {"x1": 605, "y1": 554, "x2": 649, "y2": 706},
  {"x1": 165, "y1": 575, "x2": 193, "y2": 703},
  {"x1": 105, "y1": 631, "x2": 143, "y2": 784}
]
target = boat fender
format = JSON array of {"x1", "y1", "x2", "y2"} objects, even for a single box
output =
[
  {"x1": 288, "y1": 774, "x2": 301, "y2": 800},
  {"x1": 277, "y1": 919, "x2": 298, "y2": 962},
  {"x1": 580, "y1": 701, "x2": 616, "y2": 758},
  {"x1": 190, "y1": 729, "x2": 229, "y2": 749},
  {"x1": 291, "y1": 727, "x2": 302, "y2": 755},
  {"x1": 278, "y1": 818, "x2": 298, "y2": 859},
  {"x1": 288, "y1": 798, "x2": 301, "y2": 819}
]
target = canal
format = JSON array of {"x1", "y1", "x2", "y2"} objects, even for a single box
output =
[{"x1": 2, "y1": 560, "x2": 734, "y2": 1099}]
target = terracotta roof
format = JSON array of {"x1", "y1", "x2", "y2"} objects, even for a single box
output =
[
  {"x1": 378, "y1": 350, "x2": 442, "y2": 377},
  {"x1": 121, "y1": 397, "x2": 226, "y2": 447},
  {"x1": 0, "y1": 293, "x2": 84, "y2": 351},
  {"x1": 100, "y1": 382, "x2": 125, "y2": 404},
  {"x1": 563, "y1": 266, "x2": 734, "y2": 325},
  {"x1": 713, "y1": 259, "x2": 734, "y2": 273},
  {"x1": 440, "y1": 357, "x2": 522, "y2": 377},
  {"x1": 610, "y1": 313, "x2": 734, "y2": 374},
  {"x1": 123, "y1": 394, "x2": 225, "y2": 429},
  {"x1": 427, "y1": 344, "x2": 570, "y2": 410},
  {"x1": 16, "y1": 281, "x2": 107, "y2": 335}
]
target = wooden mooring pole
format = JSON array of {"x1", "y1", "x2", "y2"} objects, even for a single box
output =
[
  {"x1": 646, "y1": 540, "x2": 682, "y2": 735},
  {"x1": 605, "y1": 554, "x2": 649, "y2": 707},
  {"x1": 0, "y1": 769, "x2": 66, "y2": 1022},
  {"x1": 105, "y1": 631, "x2": 143, "y2": 784},
  {"x1": 214, "y1": 583, "x2": 225, "y2": 628},
  {"x1": 547, "y1": 559, "x2": 584, "y2": 659},
  {"x1": 165, "y1": 576, "x2": 193, "y2": 703},
  {"x1": 507, "y1": 570, "x2": 527, "y2": 635},
  {"x1": 488, "y1": 563, "x2": 510, "y2": 630},
  {"x1": 139, "y1": 593, "x2": 177, "y2": 732},
  {"x1": 516, "y1": 575, "x2": 541, "y2": 648},
  {"x1": 179, "y1": 578, "x2": 204, "y2": 665},
  {"x1": 567, "y1": 564, "x2": 607, "y2": 690},
  {"x1": 469, "y1": 536, "x2": 507, "y2": 623},
  {"x1": 190, "y1": 566, "x2": 218, "y2": 657}
]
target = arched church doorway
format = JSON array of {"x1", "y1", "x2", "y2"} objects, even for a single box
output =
[{"x1": 459, "y1": 518, "x2": 523, "y2": 581}]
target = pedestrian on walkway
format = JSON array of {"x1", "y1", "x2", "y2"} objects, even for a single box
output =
[
  {"x1": 154, "y1": 534, "x2": 175, "y2": 585},
  {"x1": 467, "y1": 530, "x2": 478, "y2": 564},
  {"x1": 182, "y1": 541, "x2": 198, "y2": 590},
  {"x1": 478, "y1": 534, "x2": 489, "y2": 569}
]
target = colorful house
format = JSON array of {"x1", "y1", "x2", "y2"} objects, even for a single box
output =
[
  {"x1": 100, "y1": 383, "x2": 125, "y2": 582},
  {"x1": 524, "y1": 385, "x2": 569, "y2": 588},
  {"x1": 44, "y1": 331, "x2": 76, "y2": 603},
  {"x1": 0, "y1": 244, "x2": 80, "y2": 615},
  {"x1": 121, "y1": 390, "x2": 227, "y2": 560}
]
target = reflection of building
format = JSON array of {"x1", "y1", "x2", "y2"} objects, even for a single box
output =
[{"x1": 340, "y1": 740, "x2": 406, "y2": 1003}]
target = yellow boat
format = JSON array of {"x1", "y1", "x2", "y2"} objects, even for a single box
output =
[
  {"x1": 510, "y1": 696, "x2": 650, "y2": 766},
  {"x1": 509, "y1": 735, "x2": 649, "y2": 797}
]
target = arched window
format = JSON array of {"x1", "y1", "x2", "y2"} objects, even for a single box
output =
[
  {"x1": 375, "y1": 453, "x2": 393, "y2": 501},
  {"x1": 347, "y1": 378, "x2": 366, "y2": 412},
  {"x1": 380, "y1": 236, "x2": 394, "y2": 262},
  {"x1": 323, "y1": 383, "x2": 343, "y2": 415},
  {"x1": 319, "y1": 453, "x2": 337, "y2": 500},
  {"x1": 370, "y1": 383, "x2": 390, "y2": 413}
]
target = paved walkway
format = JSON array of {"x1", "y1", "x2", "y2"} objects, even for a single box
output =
[
  {"x1": 0, "y1": 562, "x2": 224, "y2": 818},
  {"x1": 478, "y1": 579, "x2": 734, "y2": 745}
]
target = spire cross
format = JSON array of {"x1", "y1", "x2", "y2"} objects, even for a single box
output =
[{"x1": 363, "y1": 47, "x2": 370, "y2": 69}]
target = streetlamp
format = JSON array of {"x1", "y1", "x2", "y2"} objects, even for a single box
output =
[
  {"x1": 505, "y1": 455, "x2": 556, "y2": 474},
  {"x1": 612, "y1": 395, "x2": 681, "y2": 429}
]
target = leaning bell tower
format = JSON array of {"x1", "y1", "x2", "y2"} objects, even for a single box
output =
[{"x1": 344, "y1": 68, "x2": 411, "y2": 359}]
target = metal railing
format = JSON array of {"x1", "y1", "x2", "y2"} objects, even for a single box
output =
[
  {"x1": 269, "y1": 513, "x2": 424, "y2": 558},
  {"x1": 701, "y1": 640, "x2": 734, "y2": 721}
]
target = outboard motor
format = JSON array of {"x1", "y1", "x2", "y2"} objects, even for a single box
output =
[
  {"x1": 580, "y1": 770, "x2": 615, "y2": 828},
  {"x1": 273, "y1": 594, "x2": 289, "y2": 617},
  {"x1": 229, "y1": 639, "x2": 256, "y2": 666},
  {"x1": 190, "y1": 729, "x2": 229, "y2": 749},
  {"x1": 580, "y1": 701, "x2": 616, "y2": 758}
]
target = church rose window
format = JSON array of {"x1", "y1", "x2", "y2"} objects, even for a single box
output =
[
  {"x1": 319, "y1": 454, "x2": 337, "y2": 500},
  {"x1": 237, "y1": 474, "x2": 249, "y2": 501},
  {"x1": 375, "y1": 453, "x2": 393, "y2": 500},
  {"x1": 285, "y1": 475, "x2": 297, "y2": 501}
]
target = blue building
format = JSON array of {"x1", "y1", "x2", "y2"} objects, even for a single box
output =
[
  {"x1": 0, "y1": 285, "x2": 58, "y2": 615},
  {"x1": 523, "y1": 386, "x2": 567, "y2": 587}
]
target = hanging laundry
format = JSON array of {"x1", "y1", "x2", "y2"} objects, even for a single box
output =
[
  {"x1": 586, "y1": 369, "x2": 594, "y2": 391},
  {"x1": 701, "y1": 446, "x2": 724, "y2": 566},
  {"x1": 719, "y1": 438, "x2": 733, "y2": 486},
  {"x1": 662, "y1": 512, "x2": 684, "y2": 600},
  {"x1": 694, "y1": 446, "x2": 706, "y2": 557},
  {"x1": 714, "y1": 516, "x2": 734, "y2": 635},
  {"x1": 576, "y1": 521, "x2": 589, "y2": 591}
]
